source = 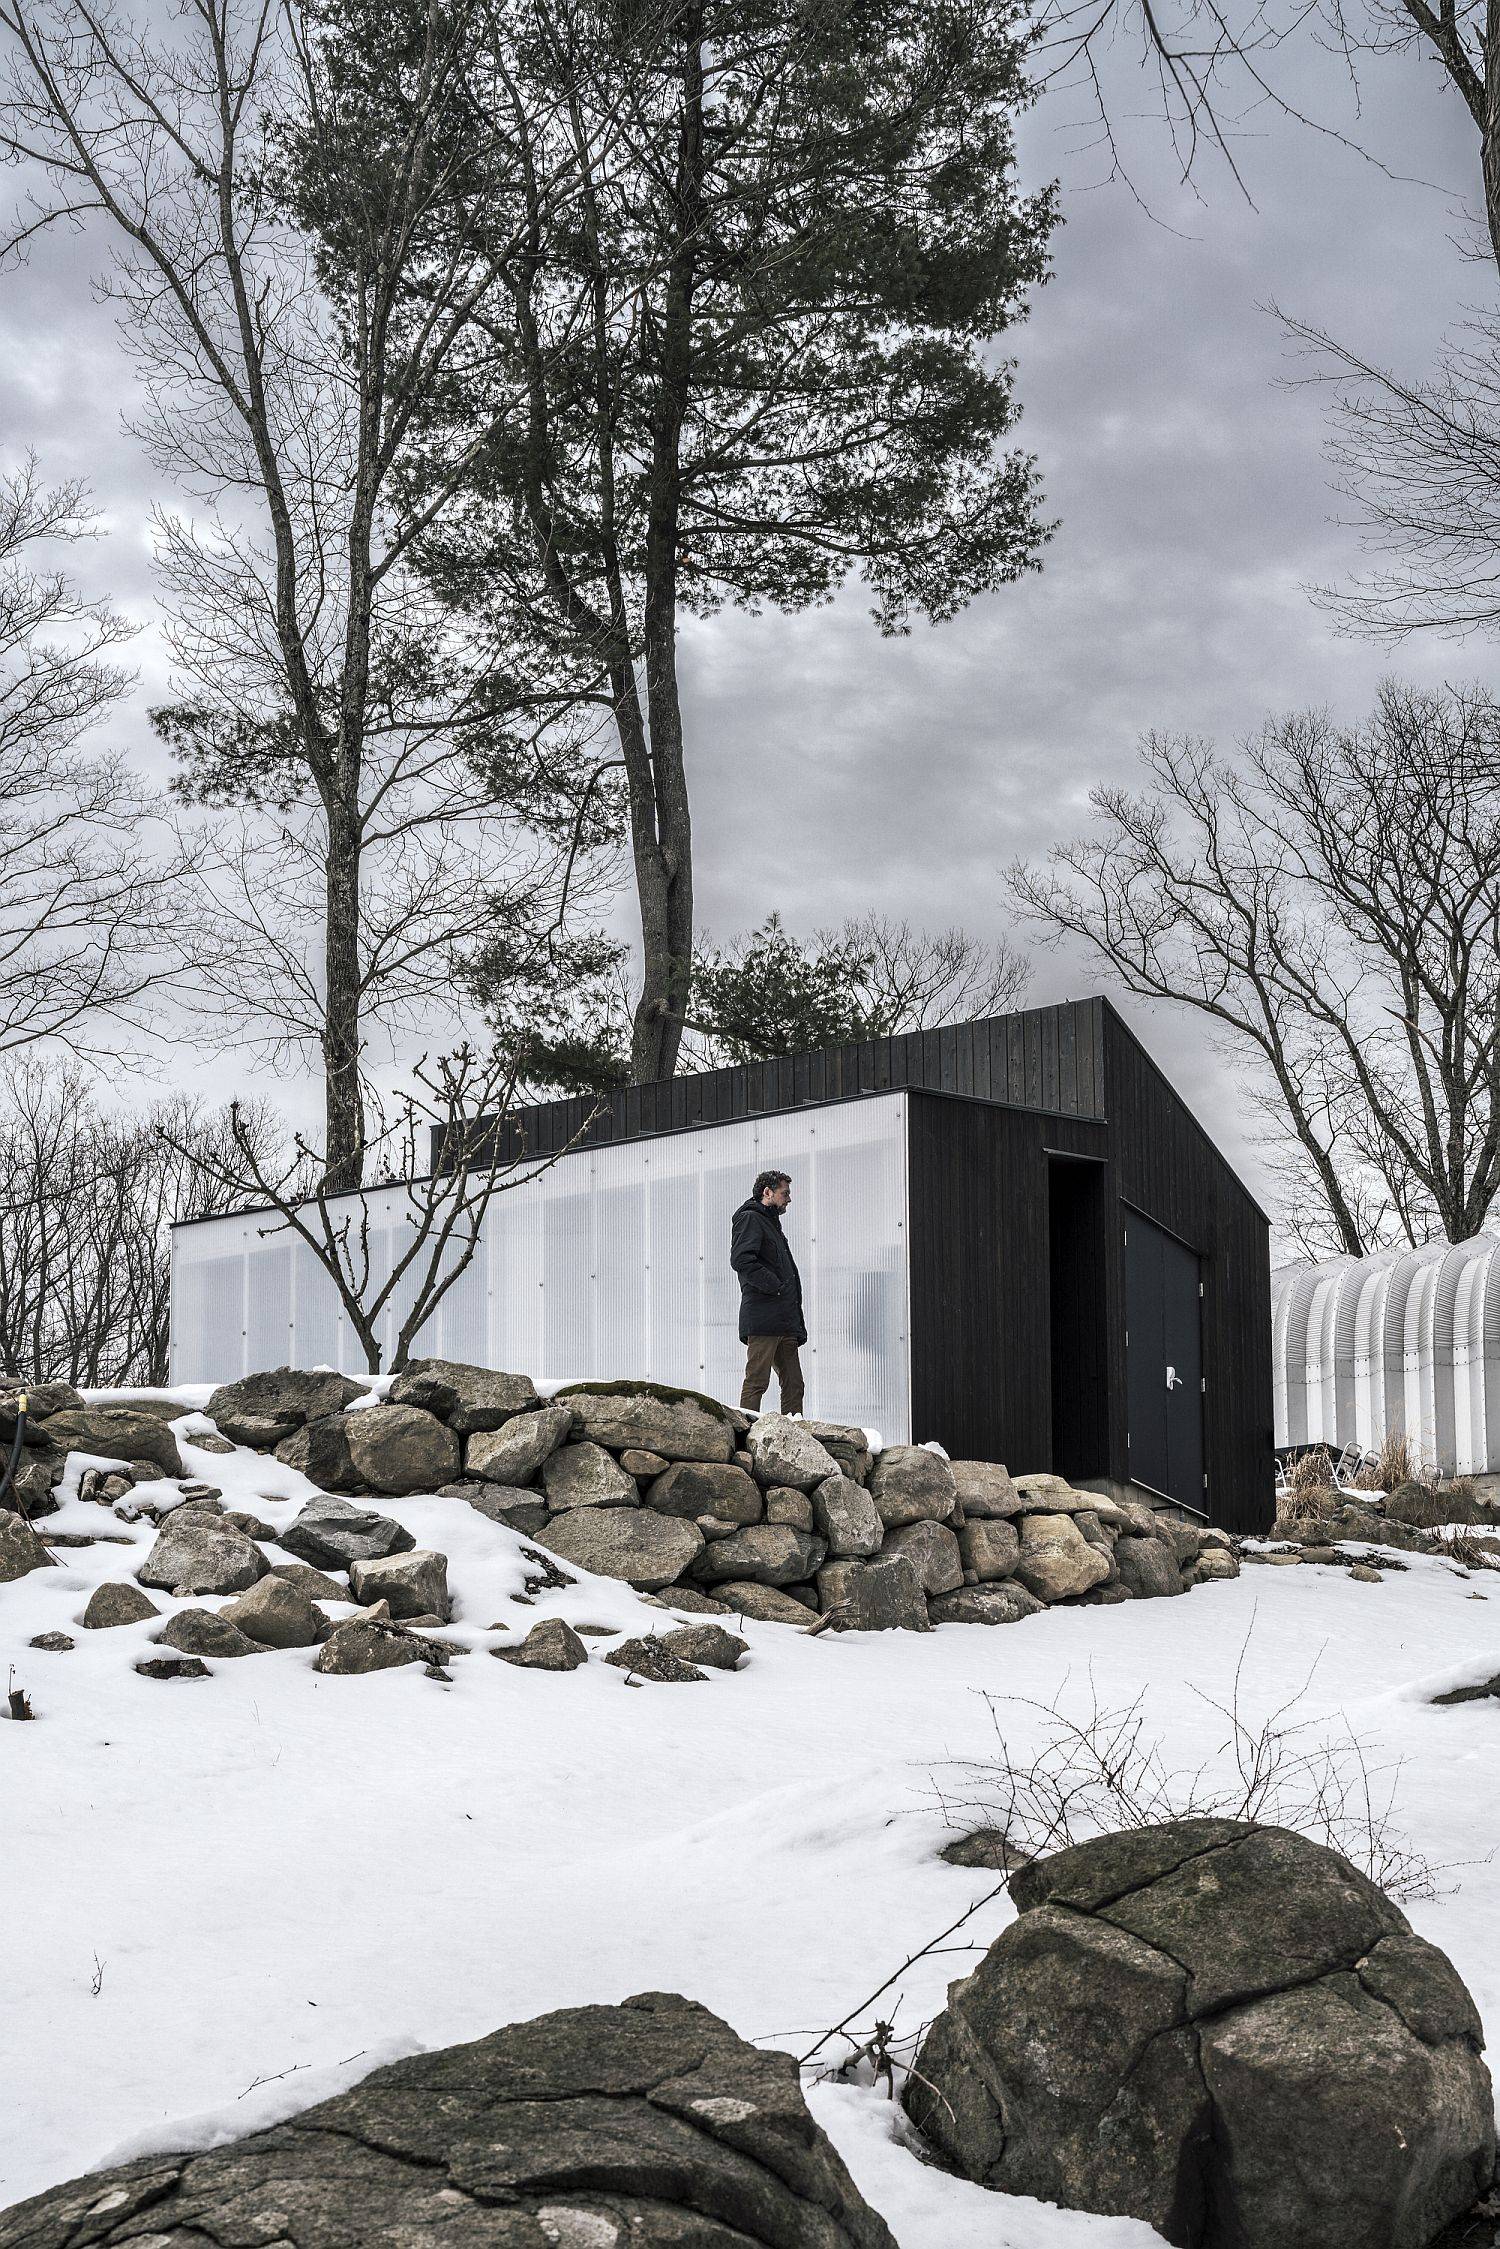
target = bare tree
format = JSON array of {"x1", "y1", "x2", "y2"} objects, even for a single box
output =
[
  {"x1": 1012, "y1": 682, "x2": 1500, "y2": 1254},
  {"x1": 0, "y1": 455, "x2": 195, "y2": 1057},
  {"x1": 0, "y1": 1061, "x2": 281, "y2": 1383},
  {"x1": 0, "y1": 0, "x2": 608, "y2": 1187},
  {"x1": 174, "y1": 1043, "x2": 597, "y2": 1373}
]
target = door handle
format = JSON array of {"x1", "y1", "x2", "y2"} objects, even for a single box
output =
[{"x1": 1165, "y1": 1366, "x2": 1179, "y2": 1391}]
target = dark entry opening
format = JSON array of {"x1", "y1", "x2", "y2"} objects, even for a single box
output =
[
  {"x1": 1124, "y1": 1207, "x2": 1205, "y2": 1511},
  {"x1": 1047, "y1": 1156, "x2": 1109, "y2": 1480}
]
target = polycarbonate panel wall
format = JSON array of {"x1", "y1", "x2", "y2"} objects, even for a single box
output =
[
  {"x1": 171, "y1": 1093, "x2": 913, "y2": 1438},
  {"x1": 1272, "y1": 1233, "x2": 1500, "y2": 1473}
]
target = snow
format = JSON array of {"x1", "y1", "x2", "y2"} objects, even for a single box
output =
[{"x1": 4, "y1": 1408, "x2": 1500, "y2": 2244}]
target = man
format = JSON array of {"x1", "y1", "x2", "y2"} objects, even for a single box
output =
[{"x1": 731, "y1": 1169, "x2": 806, "y2": 1416}]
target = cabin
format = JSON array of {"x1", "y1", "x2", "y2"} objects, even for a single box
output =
[{"x1": 170, "y1": 997, "x2": 1274, "y2": 1532}]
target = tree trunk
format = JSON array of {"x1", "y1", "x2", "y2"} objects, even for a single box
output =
[
  {"x1": 322, "y1": 786, "x2": 366, "y2": 1193},
  {"x1": 1485, "y1": 0, "x2": 1500, "y2": 273}
]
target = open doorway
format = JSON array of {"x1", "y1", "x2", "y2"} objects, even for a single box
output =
[{"x1": 1047, "y1": 1155, "x2": 1108, "y2": 1481}]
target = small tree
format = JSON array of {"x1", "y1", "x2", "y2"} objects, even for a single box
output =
[
  {"x1": 174, "y1": 1045, "x2": 600, "y2": 1372},
  {"x1": 1012, "y1": 682, "x2": 1500, "y2": 1255}
]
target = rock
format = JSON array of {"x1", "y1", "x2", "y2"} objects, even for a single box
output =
[
  {"x1": 696, "y1": 1514, "x2": 740, "y2": 1539},
  {"x1": 1113, "y1": 1533, "x2": 1186, "y2": 1599},
  {"x1": 645, "y1": 1459, "x2": 763, "y2": 1524},
  {"x1": 765, "y1": 1485, "x2": 815, "y2": 1529},
  {"x1": 811, "y1": 1472, "x2": 884, "y2": 1557},
  {"x1": 156, "y1": 1607, "x2": 263, "y2": 1659},
  {"x1": 1184, "y1": 1548, "x2": 1240, "y2": 1585},
  {"x1": 928, "y1": 1581, "x2": 1045, "y2": 1625},
  {"x1": 941, "y1": 1828, "x2": 1034, "y2": 1874},
  {"x1": 222, "y1": 1575, "x2": 328, "y2": 1648},
  {"x1": 951, "y1": 1460, "x2": 1022, "y2": 1517},
  {"x1": 712, "y1": 1580, "x2": 821, "y2": 1624},
  {"x1": 604, "y1": 1634, "x2": 707, "y2": 1682},
  {"x1": 465, "y1": 1404, "x2": 574, "y2": 1485},
  {"x1": 269, "y1": 1561, "x2": 350, "y2": 1603},
  {"x1": 387, "y1": 1358, "x2": 540, "y2": 1431},
  {"x1": 803, "y1": 1419, "x2": 875, "y2": 1481},
  {"x1": 28, "y1": 1630, "x2": 73, "y2": 1651},
  {"x1": 343, "y1": 1404, "x2": 459, "y2": 1495},
  {"x1": 640, "y1": 1586, "x2": 732, "y2": 1616},
  {"x1": 348, "y1": 1548, "x2": 449, "y2": 1622},
  {"x1": 957, "y1": 1516, "x2": 1020, "y2": 1581},
  {"x1": 4, "y1": 1452, "x2": 62, "y2": 1518},
  {"x1": 1074, "y1": 1508, "x2": 1117, "y2": 1554},
  {"x1": 464, "y1": 1488, "x2": 550, "y2": 1537},
  {"x1": 1350, "y1": 1562, "x2": 1384, "y2": 1584},
  {"x1": 190, "y1": 1431, "x2": 238, "y2": 1456},
  {"x1": 1433, "y1": 1673, "x2": 1500, "y2": 1705},
  {"x1": 541, "y1": 1440, "x2": 639, "y2": 1511},
  {"x1": 137, "y1": 1516, "x2": 268, "y2": 1597},
  {"x1": 906, "y1": 1818, "x2": 1494, "y2": 2249},
  {"x1": 81, "y1": 1580, "x2": 159, "y2": 1628},
  {"x1": 0, "y1": 1992, "x2": 898, "y2": 2249},
  {"x1": 313, "y1": 1612, "x2": 433, "y2": 1674},
  {"x1": 818, "y1": 1552, "x2": 932, "y2": 1631},
  {"x1": 690, "y1": 1522, "x2": 825, "y2": 1587},
  {"x1": 279, "y1": 1496, "x2": 416, "y2": 1572},
  {"x1": 1013, "y1": 1512, "x2": 1112, "y2": 1602},
  {"x1": 223, "y1": 1510, "x2": 278, "y2": 1542},
  {"x1": 620, "y1": 1448, "x2": 669, "y2": 1479},
  {"x1": 660, "y1": 1623, "x2": 747, "y2": 1670},
  {"x1": 869, "y1": 1445, "x2": 958, "y2": 1527},
  {"x1": 0, "y1": 1378, "x2": 84, "y2": 1431},
  {"x1": 745, "y1": 1413, "x2": 841, "y2": 1490},
  {"x1": 274, "y1": 1412, "x2": 362, "y2": 1492},
  {"x1": 536, "y1": 1506, "x2": 703, "y2": 1590},
  {"x1": 554, "y1": 1383, "x2": 735, "y2": 1462},
  {"x1": 135, "y1": 1654, "x2": 208, "y2": 1680},
  {"x1": 206, "y1": 1368, "x2": 366, "y2": 1446},
  {"x1": 39, "y1": 1408, "x2": 184, "y2": 1479},
  {"x1": 1158, "y1": 1519, "x2": 1204, "y2": 1567},
  {"x1": 492, "y1": 1617, "x2": 589, "y2": 1671},
  {"x1": 884, "y1": 1518, "x2": 965, "y2": 1595},
  {"x1": 0, "y1": 1512, "x2": 53, "y2": 1583}
]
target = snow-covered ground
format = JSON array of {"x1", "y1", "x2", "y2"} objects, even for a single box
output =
[{"x1": 4, "y1": 1404, "x2": 1500, "y2": 2245}]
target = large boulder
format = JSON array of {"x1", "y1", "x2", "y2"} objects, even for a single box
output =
[
  {"x1": 81, "y1": 1580, "x2": 159, "y2": 1628},
  {"x1": 155, "y1": 1607, "x2": 263, "y2": 1659},
  {"x1": 883, "y1": 1518, "x2": 964, "y2": 1596},
  {"x1": 803, "y1": 1419, "x2": 875, "y2": 1482},
  {"x1": 492, "y1": 1617, "x2": 589, "y2": 1671},
  {"x1": 541, "y1": 1441, "x2": 639, "y2": 1512},
  {"x1": 811, "y1": 1472, "x2": 883, "y2": 1557},
  {"x1": 137, "y1": 1515, "x2": 268, "y2": 1596},
  {"x1": 1013, "y1": 1512, "x2": 1112, "y2": 1602},
  {"x1": 5, "y1": 1452, "x2": 63, "y2": 1518},
  {"x1": 950, "y1": 1460, "x2": 1022, "y2": 1517},
  {"x1": 464, "y1": 1403, "x2": 573, "y2": 1485},
  {"x1": 745, "y1": 1413, "x2": 842, "y2": 1490},
  {"x1": 555, "y1": 1383, "x2": 735, "y2": 1463},
  {"x1": 0, "y1": 1992, "x2": 897, "y2": 2249},
  {"x1": 817, "y1": 1552, "x2": 931, "y2": 1631},
  {"x1": 313, "y1": 1613, "x2": 432, "y2": 1675},
  {"x1": 387, "y1": 1358, "x2": 539, "y2": 1431},
  {"x1": 343, "y1": 1403, "x2": 459, "y2": 1495},
  {"x1": 645, "y1": 1460, "x2": 763, "y2": 1524},
  {"x1": 713, "y1": 1580, "x2": 820, "y2": 1624},
  {"x1": 274, "y1": 1413, "x2": 362, "y2": 1492},
  {"x1": 536, "y1": 1506, "x2": 704, "y2": 1590},
  {"x1": 0, "y1": 1512, "x2": 53, "y2": 1583},
  {"x1": 348, "y1": 1548, "x2": 449, "y2": 1621},
  {"x1": 957, "y1": 1516, "x2": 1020, "y2": 1581},
  {"x1": 1010, "y1": 1471, "x2": 1102, "y2": 1515},
  {"x1": 40, "y1": 1408, "x2": 184, "y2": 1479},
  {"x1": 0, "y1": 1378, "x2": 84, "y2": 1433},
  {"x1": 206, "y1": 1368, "x2": 366, "y2": 1447},
  {"x1": 279, "y1": 1496, "x2": 416, "y2": 1572},
  {"x1": 689, "y1": 1522, "x2": 825, "y2": 1588},
  {"x1": 905, "y1": 1818, "x2": 1494, "y2": 2249},
  {"x1": 221, "y1": 1574, "x2": 327, "y2": 1649},
  {"x1": 868, "y1": 1445, "x2": 957, "y2": 1528},
  {"x1": 928, "y1": 1582, "x2": 1044, "y2": 1625},
  {"x1": 1114, "y1": 1533, "x2": 1186, "y2": 1599}
]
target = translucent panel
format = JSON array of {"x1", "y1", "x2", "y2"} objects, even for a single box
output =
[
  {"x1": 245, "y1": 1244, "x2": 292, "y2": 1370},
  {"x1": 1272, "y1": 1232, "x2": 1500, "y2": 1474},
  {"x1": 170, "y1": 1093, "x2": 913, "y2": 1435}
]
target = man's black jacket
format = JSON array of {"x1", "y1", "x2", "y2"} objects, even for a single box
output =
[{"x1": 730, "y1": 1196, "x2": 806, "y2": 1344}]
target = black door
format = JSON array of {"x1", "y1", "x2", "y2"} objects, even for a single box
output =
[{"x1": 1124, "y1": 1210, "x2": 1204, "y2": 1510}]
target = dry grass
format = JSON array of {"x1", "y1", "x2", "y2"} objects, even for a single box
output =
[{"x1": 1374, "y1": 1428, "x2": 1422, "y2": 1492}]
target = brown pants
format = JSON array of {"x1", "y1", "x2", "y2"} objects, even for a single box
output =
[{"x1": 741, "y1": 1335, "x2": 805, "y2": 1415}]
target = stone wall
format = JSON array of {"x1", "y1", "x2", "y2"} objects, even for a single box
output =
[{"x1": 186, "y1": 1363, "x2": 1240, "y2": 1629}]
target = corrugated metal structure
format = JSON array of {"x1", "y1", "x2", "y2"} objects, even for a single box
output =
[
  {"x1": 1273, "y1": 1235, "x2": 1500, "y2": 1476},
  {"x1": 171, "y1": 997, "x2": 1275, "y2": 1531}
]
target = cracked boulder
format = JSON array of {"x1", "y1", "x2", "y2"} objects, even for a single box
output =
[
  {"x1": 136, "y1": 1515, "x2": 268, "y2": 1597},
  {"x1": 278, "y1": 1495, "x2": 416, "y2": 1572},
  {"x1": 206, "y1": 1367, "x2": 367, "y2": 1447},
  {"x1": 0, "y1": 1991, "x2": 896, "y2": 2249},
  {"x1": 904, "y1": 1817, "x2": 1494, "y2": 2249},
  {"x1": 343, "y1": 1403, "x2": 459, "y2": 1495}
]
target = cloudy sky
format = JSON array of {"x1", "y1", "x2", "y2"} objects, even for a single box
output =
[{"x1": 0, "y1": 17, "x2": 1487, "y2": 1236}]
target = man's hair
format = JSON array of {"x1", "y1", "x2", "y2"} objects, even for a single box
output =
[{"x1": 752, "y1": 1169, "x2": 791, "y2": 1202}]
